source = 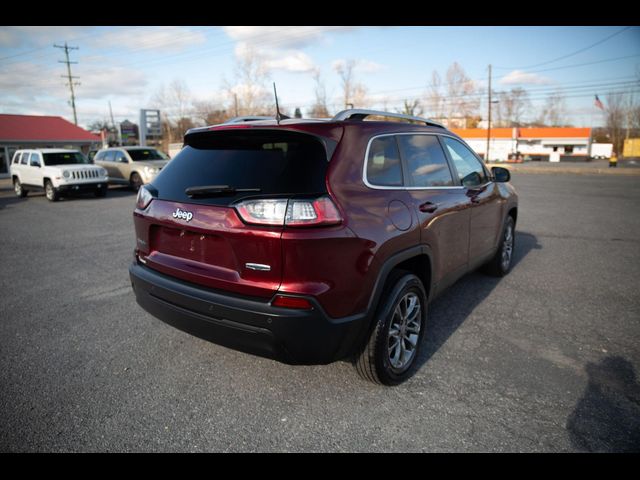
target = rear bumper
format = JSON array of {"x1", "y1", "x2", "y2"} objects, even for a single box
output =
[{"x1": 129, "y1": 260, "x2": 368, "y2": 364}]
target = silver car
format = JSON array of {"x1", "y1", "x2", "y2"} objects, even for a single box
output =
[{"x1": 94, "y1": 146, "x2": 170, "y2": 191}]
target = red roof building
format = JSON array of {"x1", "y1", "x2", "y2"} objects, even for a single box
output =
[{"x1": 0, "y1": 114, "x2": 101, "y2": 177}]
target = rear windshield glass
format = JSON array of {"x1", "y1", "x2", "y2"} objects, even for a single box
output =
[
  {"x1": 152, "y1": 130, "x2": 329, "y2": 206},
  {"x1": 43, "y1": 152, "x2": 88, "y2": 165},
  {"x1": 128, "y1": 149, "x2": 169, "y2": 161}
]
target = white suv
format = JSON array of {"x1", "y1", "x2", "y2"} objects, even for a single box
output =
[{"x1": 10, "y1": 149, "x2": 109, "y2": 202}]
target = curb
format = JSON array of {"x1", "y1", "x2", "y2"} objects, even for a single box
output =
[{"x1": 486, "y1": 164, "x2": 640, "y2": 176}]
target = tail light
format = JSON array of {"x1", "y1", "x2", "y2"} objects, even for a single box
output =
[
  {"x1": 235, "y1": 196, "x2": 342, "y2": 227},
  {"x1": 136, "y1": 186, "x2": 153, "y2": 210}
]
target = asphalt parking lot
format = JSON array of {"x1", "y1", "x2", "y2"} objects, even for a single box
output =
[{"x1": 1, "y1": 174, "x2": 639, "y2": 452}]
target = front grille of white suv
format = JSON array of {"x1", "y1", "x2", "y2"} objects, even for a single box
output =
[{"x1": 71, "y1": 169, "x2": 102, "y2": 180}]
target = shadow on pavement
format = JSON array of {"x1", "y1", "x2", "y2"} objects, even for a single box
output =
[
  {"x1": 0, "y1": 196, "x2": 28, "y2": 210},
  {"x1": 0, "y1": 185, "x2": 136, "y2": 206},
  {"x1": 566, "y1": 356, "x2": 640, "y2": 452},
  {"x1": 415, "y1": 231, "x2": 542, "y2": 369}
]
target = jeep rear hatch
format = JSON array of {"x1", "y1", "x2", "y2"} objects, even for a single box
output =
[{"x1": 133, "y1": 128, "x2": 338, "y2": 299}]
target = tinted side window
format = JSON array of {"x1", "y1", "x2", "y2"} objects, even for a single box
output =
[
  {"x1": 397, "y1": 135, "x2": 454, "y2": 187},
  {"x1": 366, "y1": 136, "x2": 403, "y2": 187},
  {"x1": 114, "y1": 151, "x2": 127, "y2": 163},
  {"x1": 13, "y1": 152, "x2": 22, "y2": 164},
  {"x1": 442, "y1": 137, "x2": 487, "y2": 187},
  {"x1": 20, "y1": 153, "x2": 28, "y2": 165},
  {"x1": 94, "y1": 151, "x2": 106, "y2": 161},
  {"x1": 104, "y1": 151, "x2": 116, "y2": 162}
]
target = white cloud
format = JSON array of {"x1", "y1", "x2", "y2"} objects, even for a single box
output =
[
  {"x1": 223, "y1": 26, "x2": 358, "y2": 49},
  {"x1": 0, "y1": 56, "x2": 149, "y2": 126},
  {"x1": 234, "y1": 40, "x2": 317, "y2": 74},
  {"x1": 0, "y1": 26, "x2": 93, "y2": 48},
  {"x1": 332, "y1": 58, "x2": 387, "y2": 74},
  {"x1": 265, "y1": 51, "x2": 316, "y2": 73},
  {"x1": 500, "y1": 70, "x2": 552, "y2": 85},
  {"x1": 87, "y1": 26, "x2": 207, "y2": 54}
]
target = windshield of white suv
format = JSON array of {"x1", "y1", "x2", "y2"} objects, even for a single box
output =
[
  {"x1": 127, "y1": 149, "x2": 169, "y2": 161},
  {"x1": 42, "y1": 152, "x2": 89, "y2": 165}
]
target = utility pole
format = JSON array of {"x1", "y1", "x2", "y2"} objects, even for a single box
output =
[
  {"x1": 234, "y1": 93, "x2": 239, "y2": 117},
  {"x1": 108, "y1": 101, "x2": 116, "y2": 130},
  {"x1": 486, "y1": 64, "x2": 492, "y2": 163},
  {"x1": 108, "y1": 101, "x2": 117, "y2": 145},
  {"x1": 54, "y1": 42, "x2": 80, "y2": 125}
]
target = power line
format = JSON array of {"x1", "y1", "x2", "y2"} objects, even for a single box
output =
[{"x1": 494, "y1": 26, "x2": 633, "y2": 70}]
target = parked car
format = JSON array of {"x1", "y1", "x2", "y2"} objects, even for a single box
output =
[
  {"x1": 128, "y1": 110, "x2": 518, "y2": 385},
  {"x1": 93, "y1": 146, "x2": 170, "y2": 191},
  {"x1": 10, "y1": 148, "x2": 109, "y2": 201},
  {"x1": 87, "y1": 148, "x2": 100, "y2": 163}
]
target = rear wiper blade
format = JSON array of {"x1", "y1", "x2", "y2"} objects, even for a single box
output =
[{"x1": 185, "y1": 185, "x2": 261, "y2": 197}]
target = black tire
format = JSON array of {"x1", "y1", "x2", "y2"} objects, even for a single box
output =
[
  {"x1": 130, "y1": 172, "x2": 142, "y2": 192},
  {"x1": 13, "y1": 178, "x2": 28, "y2": 198},
  {"x1": 355, "y1": 271, "x2": 427, "y2": 386},
  {"x1": 483, "y1": 216, "x2": 515, "y2": 277},
  {"x1": 94, "y1": 186, "x2": 107, "y2": 197},
  {"x1": 44, "y1": 180, "x2": 59, "y2": 202}
]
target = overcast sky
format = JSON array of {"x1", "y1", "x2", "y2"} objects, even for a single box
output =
[{"x1": 1, "y1": 25, "x2": 639, "y2": 129}]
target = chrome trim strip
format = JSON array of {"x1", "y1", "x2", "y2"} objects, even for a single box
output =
[
  {"x1": 362, "y1": 132, "x2": 466, "y2": 191},
  {"x1": 245, "y1": 263, "x2": 271, "y2": 272}
]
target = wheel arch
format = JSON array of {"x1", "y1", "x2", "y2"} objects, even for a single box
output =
[{"x1": 366, "y1": 246, "x2": 434, "y2": 317}]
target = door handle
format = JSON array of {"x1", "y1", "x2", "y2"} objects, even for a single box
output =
[{"x1": 419, "y1": 201, "x2": 438, "y2": 213}]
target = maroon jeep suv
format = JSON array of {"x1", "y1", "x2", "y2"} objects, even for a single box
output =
[{"x1": 129, "y1": 109, "x2": 518, "y2": 385}]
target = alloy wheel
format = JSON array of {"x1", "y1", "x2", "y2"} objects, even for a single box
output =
[{"x1": 387, "y1": 292, "x2": 421, "y2": 371}]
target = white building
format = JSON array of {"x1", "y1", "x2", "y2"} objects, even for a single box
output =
[
  {"x1": 452, "y1": 128, "x2": 517, "y2": 162},
  {"x1": 452, "y1": 127, "x2": 592, "y2": 162}
]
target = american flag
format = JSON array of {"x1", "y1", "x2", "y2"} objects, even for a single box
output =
[{"x1": 594, "y1": 95, "x2": 605, "y2": 111}]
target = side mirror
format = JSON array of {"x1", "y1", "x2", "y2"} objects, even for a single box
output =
[
  {"x1": 30, "y1": 161, "x2": 41, "y2": 168},
  {"x1": 491, "y1": 166, "x2": 511, "y2": 183}
]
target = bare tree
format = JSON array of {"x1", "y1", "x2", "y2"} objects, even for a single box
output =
[
  {"x1": 309, "y1": 70, "x2": 330, "y2": 118},
  {"x1": 151, "y1": 79, "x2": 194, "y2": 143},
  {"x1": 606, "y1": 91, "x2": 627, "y2": 156},
  {"x1": 224, "y1": 46, "x2": 271, "y2": 116},
  {"x1": 445, "y1": 62, "x2": 480, "y2": 127},
  {"x1": 192, "y1": 99, "x2": 227, "y2": 126},
  {"x1": 334, "y1": 59, "x2": 369, "y2": 109},
  {"x1": 495, "y1": 88, "x2": 531, "y2": 127},
  {"x1": 425, "y1": 70, "x2": 446, "y2": 121},
  {"x1": 537, "y1": 90, "x2": 567, "y2": 127},
  {"x1": 397, "y1": 99, "x2": 423, "y2": 117}
]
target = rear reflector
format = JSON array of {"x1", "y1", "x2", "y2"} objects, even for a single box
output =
[{"x1": 272, "y1": 295, "x2": 314, "y2": 310}]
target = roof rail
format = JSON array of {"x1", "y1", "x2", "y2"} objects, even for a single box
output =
[
  {"x1": 332, "y1": 109, "x2": 444, "y2": 128},
  {"x1": 224, "y1": 116, "x2": 274, "y2": 124}
]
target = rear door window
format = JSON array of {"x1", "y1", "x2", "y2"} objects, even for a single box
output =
[
  {"x1": 152, "y1": 130, "x2": 331, "y2": 206},
  {"x1": 397, "y1": 134, "x2": 454, "y2": 187},
  {"x1": 20, "y1": 153, "x2": 28, "y2": 165},
  {"x1": 366, "y1": 136, "x2": 403, "y2": 187}
]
